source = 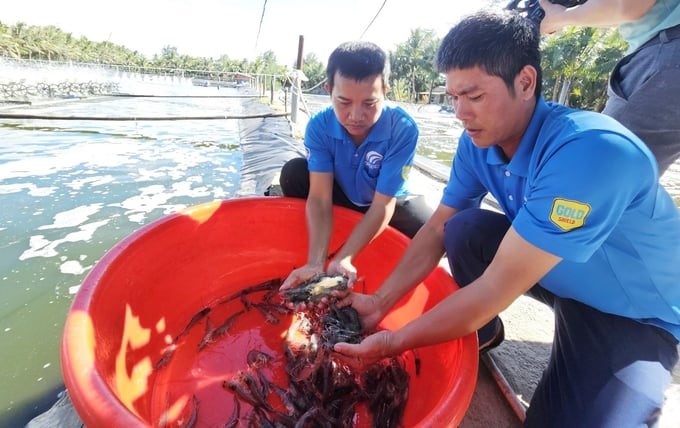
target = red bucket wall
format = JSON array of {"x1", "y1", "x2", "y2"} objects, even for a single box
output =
[{"x1": 61, "y1": 196, "x2": 478, "y2": 427}]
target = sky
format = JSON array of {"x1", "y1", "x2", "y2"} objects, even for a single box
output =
[{"x1": 3, "y1": 0, "x2": 492, "y2": 65}]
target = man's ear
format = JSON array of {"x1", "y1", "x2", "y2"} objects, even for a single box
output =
[
  {"x1": 517, "y1": 65, "x2": 537, "y2": 100},
  {"x1": 324, "y1": 82, "x2": 331, "y2": 95}
]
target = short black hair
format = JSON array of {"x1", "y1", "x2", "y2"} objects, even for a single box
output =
[
  {"x1": 435, "y1": 9, "x2": 542, "y2": 97},
  {"x1": 326, "y1": 41, "x2": 390, "y2": 91}
]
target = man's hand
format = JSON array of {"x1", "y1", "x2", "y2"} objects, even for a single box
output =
[
  {"x1": 326, "y1": 257, "x2": 357, "y2": 287},
  {"x1": 280, "y1": 264, "x2": 323, "y2": 290},
  {"x1": 333, "y1": 329, "x2": 395, "y2": 365},
  {"x1": 539, "y1": 0, "x2": 569, "y2": 35},
  {"x1": 539, "y1": 0, "x2": 654, "y2": 34},
  {"x1": 335, "y1": 291, "x2": 385, "y2": 332}
]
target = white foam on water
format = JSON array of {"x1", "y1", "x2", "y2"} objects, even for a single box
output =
[
  {"x1": 38, "y1": 204, "x2": 104, "y2": 230},
  {"x1": 114, "y1": 184, "x2": 173, "y2": 217},
  {"x1": 134, "y1": 167, "x2": 167, "y2": 182},
  {"x1": 215, "y1": 165, "x2": 238, "y2": 174},
  {"x1": 0, "y1": 183, "x2": 57, "y2": 197},
  {"x1": 111, "y1": 171, "x2": 233, "y2": 222},
  {"x1": 66, "y1": 175, "x2": 116, "y2": 190},
  {"x1": 0, "y1": 140, "x2": 142, "y2": 180},
  {"x1": 171, "y1": 177, "x2": 212, "y2": 198},
  {"x1": 20, "y1": 219, "x2": 110, "y2": 261},
  {"x1": 59, "y1": 260, "x2": 89, "y2": 276},
  {"x1": 212, "y1": 187, "x2": 231, "y2": 199}
]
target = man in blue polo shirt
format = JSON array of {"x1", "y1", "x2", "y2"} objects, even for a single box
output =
[
  {"x1": 333, "y1": 10, "x2": 680, "y2": 427},
  {"x1": 279, "y1": 41, "x2": 431, "y2": 289}
]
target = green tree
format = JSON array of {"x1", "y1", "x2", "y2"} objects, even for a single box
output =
[
  {"x1": 301, "y1": 52, "x2": 325, "y2": 92},
  {"x1": 541, "y1": 27, "x2": 626, "y2": 110},
  {"x1": 390, "y1": 29, "x2": 440, "y2": 102},
  {"x1": 0, "y1": 21, "x2": 289, "y2": 81}
]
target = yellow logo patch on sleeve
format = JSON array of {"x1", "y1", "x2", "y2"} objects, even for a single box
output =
[
  {"x1": 401, "y1": 165, "x2": 412, "y2": 180},
  {"x1": 550, "y1": 198, "x2": 591, "y2": 231}
]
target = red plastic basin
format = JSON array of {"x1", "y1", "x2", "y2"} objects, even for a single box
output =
[{"x1": 61, "y1": 196, "x2": 478, "y2": 427}]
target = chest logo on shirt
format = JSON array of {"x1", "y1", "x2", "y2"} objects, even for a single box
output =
[
  {"x1": 550, "y1": 198, "x2": 591, "y2": 231},
  {"x1": 364, "y1": 151, "x2": 383, "y2": 170}
]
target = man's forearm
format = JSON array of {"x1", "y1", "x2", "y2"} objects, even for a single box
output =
[
  {"x1": 305, "y1": 197, "x2": 333, "y2": 266},
  {"x1": 334, "y1": 202, "x2": 394, "y2": 262},
  {"x1": 391, "y1": 227, "x2": 562, "y2": 354},
  {"x1": 373, "y1": 222, "x2": 446, "y2": 313},
  {"x1": 542, "y1": 0, "x2": 654, "y2": 30}
]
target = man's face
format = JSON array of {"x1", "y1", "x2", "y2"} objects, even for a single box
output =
[
  {"x1": 328, "y1": 72, "x2": 385, "y2": 144},
  {"x1": 445, "y1": 66, "x2": 530, "y2": 158}
]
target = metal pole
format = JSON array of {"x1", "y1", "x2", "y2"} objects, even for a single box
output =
[
  {"x1": 270, "y1": 76, "x2": 274, "y2": 104},
  {"x1": 290, "y1": 35, "x2": 304, "y2": 124}
]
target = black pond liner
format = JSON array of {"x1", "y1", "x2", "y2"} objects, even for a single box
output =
[{"x1": 237, "y1": 97, "x2": 305, "y2": 196}]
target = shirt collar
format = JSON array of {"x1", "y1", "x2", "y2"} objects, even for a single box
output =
[{"x1": 329, "y1": 105, "x2": 390, "y2": 143}]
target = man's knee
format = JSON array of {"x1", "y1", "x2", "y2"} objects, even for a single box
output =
[
  {"x1": 443, "y1": 208, "x2": 509, "y2": 256},
  {"x1": 391, "y1": 196, "x2": 432, "y2": 238},
  {"x1": 444, "y1": 208, "x2": 480, "y2": 250},
  {"x1": 443, "y1": 208, "x2": 509, "y2": 286},
  {"x1": 280, "y1": 157, "x2": 309, "y2": 198}
]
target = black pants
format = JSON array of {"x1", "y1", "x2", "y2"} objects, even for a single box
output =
[
  {"x1": 279, "y1": 157, "x2": 432, "y2": 238},
  {"x1": 443, "y1": 208, "x2": 679, "y2": 427},
  {"x1": 603, "y1": 24, "x2": 680, "y2": 175}
]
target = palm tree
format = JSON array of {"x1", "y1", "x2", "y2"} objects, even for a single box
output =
[
  {"x1": 391, "y1": 29, "x2": 440, "y2": 102},
  {"x1": 541, "y1": 27, "x2": 626, "y2": 109}
]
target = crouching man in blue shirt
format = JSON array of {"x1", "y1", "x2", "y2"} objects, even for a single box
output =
[
  {"x1": 333, "y1": 10, "x2": 680, "y2": 427},
  {"x1": 279, "y1": 41, "x2": 432, "y2": 289}
]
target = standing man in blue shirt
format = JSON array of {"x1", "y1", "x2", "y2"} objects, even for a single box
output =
[
  {"x1": 334, "y1": 10, "x2": 680, "y2": 427},
  {"x1": 540, "y1": 0, "x2": 680, "y2": 175},
  {"x1": 279, "y1": 41, "x2": 431, "y2": 289}
]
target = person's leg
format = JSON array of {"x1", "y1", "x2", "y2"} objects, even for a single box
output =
[
  {"x1": 389, "y1": 195, "x2": 433, "y2": 238},
  {"x1": 603, "y1": 29, "x2": 680, "y2": 175},
  {"x1": 525, "y1": 297, "x2": 679, "y2": 428},
  {"x1": 443, "y1": 208, "x2": 510, "y2": 352},
  {"x1": 279, "y1": 157, "x2": 366, "y2": 211},
  {"x1": 279, "y1": 157, "x2": 310, "y2": 198}
]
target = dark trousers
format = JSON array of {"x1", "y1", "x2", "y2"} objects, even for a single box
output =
[
  {"x1": 443, "y1": 208, "x2": 679, "y2": 427},
  {"x1": 279, "y1": 157, "x2": 432, "y2": 238},
  {"x1": 603, "y1": 24, "x2": 680, "y2": 175}
]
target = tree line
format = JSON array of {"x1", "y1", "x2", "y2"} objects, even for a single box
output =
[{"x1": 1, "y1": 20, "x2": 626, "y2": 110}]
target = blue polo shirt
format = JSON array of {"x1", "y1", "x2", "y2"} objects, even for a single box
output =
[
  {"x1": 304, "y1": 104, "x2": 418, "y2": 206},
  {"x1": 442, "y1": 97, "x2": 680, "y2": 339}
]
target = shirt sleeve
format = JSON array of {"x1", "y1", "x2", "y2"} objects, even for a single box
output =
[
  {"x1": 304, "y1": 112, "x2": 334, "y2": 173},
  {"x1": 513, "y1": 130, "x2": 655, "y2": 262},
  {"x1": 375, "y1": 112, "x2": 418, "y2": 196}
]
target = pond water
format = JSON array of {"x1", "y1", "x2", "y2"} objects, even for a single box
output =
[{"x1": 0, "y1": 76, "x2": 247, "y2": 426}]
